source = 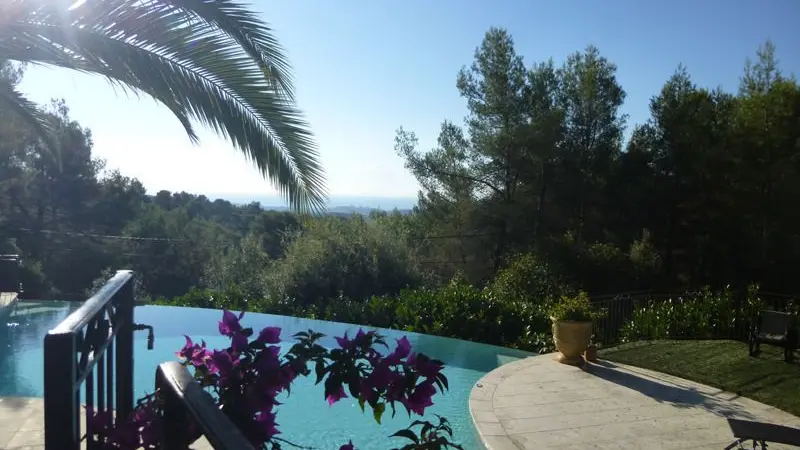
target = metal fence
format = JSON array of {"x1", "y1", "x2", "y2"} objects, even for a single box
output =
[
  {"x1": 43, "y1": 270, "x2": 253, "y2": 450},
  {"x1": 591, "y1": 289, "x2": 797, "y2": 348},
  {"x1": 44, "y1": 270, "x2": 136, "y2": 450},
  {"x1": 0, "y1": 254, "x2": 20, "y2": 293}
]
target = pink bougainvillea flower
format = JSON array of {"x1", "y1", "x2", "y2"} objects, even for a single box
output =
[
  {"x1": 384, "y1": 336, "x2": 411, "y2": 365},
  {"x1": 209, "y1": 349, "x2": 238, "y2": 384},
  {"x1": 407, "y1": 353, "x2": 444, "y2": 380},
  {"x1": 231, "y1": 332, "x2": 248, "y2": 353},
  {"x1": 218, "y1": 310, "x2": 244, "y2": 337},
  {"x1": 176, "y1": 336, "x2": 213, "y2": 368},
  {"x1": 254, "y1": 406, "x2": 280, "y2": 440},
  {"x1": 402, "y1": 381, "x2": 436, "y2": 416},
  {"x1": 326, "y1": 384, "x2": 348, "y2": 406},
  {"x1": 257, "y1": 326, "x2": 281, "y2": 344},
  {"x1": 335, "y1": 332, "x2": 355, "y2": 350}
]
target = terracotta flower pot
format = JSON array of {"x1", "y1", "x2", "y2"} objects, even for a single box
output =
[
  {"x1": 584, "y1": 345, "x2": 598, "y2": 363},
  {"x1": 551, "y1": 317, "x2": 593, "y2": 366}
]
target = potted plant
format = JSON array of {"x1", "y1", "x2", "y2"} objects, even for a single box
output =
[
  {"x1": 549, "y1": 292, "x2": 598, "y2": 365},
  {"x1": 584, "y1": 334, "x2": 598, "y2": 363}
]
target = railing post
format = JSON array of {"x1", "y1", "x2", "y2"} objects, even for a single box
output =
[
  {"x1": 115, "y1": 271, "x2": 135, "y2": 420},
  {"x1": 157, "y1": 366, "x2": 190, "y2": 450},
  {"x1": 44, "y1": 331, "x2": 79, "y2": 450}
]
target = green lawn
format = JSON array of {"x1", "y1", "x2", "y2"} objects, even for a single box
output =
[{"x1": 600, "y1": 340, "x2": 800, "y2": 416}]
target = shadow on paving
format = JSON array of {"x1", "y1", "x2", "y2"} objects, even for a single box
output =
[
  {"x1": 583, "y1": 360, "x2": 758, "y2": 420},
  {"x1": 0, "y1": 396, "x2": 37, "y2": 412}
]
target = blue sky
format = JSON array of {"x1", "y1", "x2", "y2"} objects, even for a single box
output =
[{"x1": 18, "y1": 0, "x2": 800, "y2": 201}]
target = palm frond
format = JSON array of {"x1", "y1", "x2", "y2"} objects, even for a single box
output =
[
  {"x1": 0, "y1": 79, "x2": 60, "y2": 164},
  {"x1": 0, "y1": 0, "x2": 327, "y2": 213}
]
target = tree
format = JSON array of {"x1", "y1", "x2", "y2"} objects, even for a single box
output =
[{"x1": 0, "y1": 0, "x2": 326, "y2": 211}]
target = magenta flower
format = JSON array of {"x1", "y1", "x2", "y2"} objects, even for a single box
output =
[
  {"x1": 367, "y1": 361, "x2": 396, "y2": 391},
  {"x1": 254, "y1": 406, "x2": 280, "y2": 440},
  {"x1": 407, "y1": 353, "x2": 444, "y2": 380},
  {"x1": 257, "y1": 326, "x2": 281, "y2": 344},
  {"x1": 335, "y1": 332, "x2": 355, "y2": 350},
  {"x1": 210, "y1": 349, "x2": 238, "y2": 383},
  {"x1": 255, "y1": 346, "x2": 281, "y2": 373},
  {"x1": 339, "y1": 441, "x2": 356, "y2": 450},
  {"x1": 231, "y1": 332, "x2": 248, "y2": 353},
  {"x1": 176, "y1": 336, "x2": 211, "y2": 367},
  {"x1": 219, "y1": 310, "x2": 244, "y2": 337},
  {"x1": 384, "y1": 336, "x2": 411, "y2": 365},
  {"x1": 326, "y1": 384, "x2": 348, "y2": 406},
  {"x1": 86, "y1": 406, "x2": 113, "y2": 433},
  {"x1": 139, "y1": 419, "x2": 160, "y2": 449},
  {"x1": 402, "y1": 381, "x2": 436, "y2": 416}
]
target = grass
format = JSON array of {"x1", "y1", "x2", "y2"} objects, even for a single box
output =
[{"x1": 600, "y1": 340, "x2": 800, "y2": 416}]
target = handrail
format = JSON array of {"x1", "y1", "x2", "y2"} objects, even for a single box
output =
[
  {"x1": 50, "y1": 270, "x2": 133, "y2": 334},
  {"x1": 157, "y1": 362, "x2": 257, "y2": 450},
  {"x1": 44, "y1": 270, "x2": 136, "y2": 450}
]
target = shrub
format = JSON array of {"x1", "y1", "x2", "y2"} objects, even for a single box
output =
[
  {"x1": 203, "y1": 232, "x2": 271, "y2": 300},
  {"x1": 618, "y1": 285, "x2": 763, "y2": 342},
  {"x1": 549, "y1": 292, "x2": 603, "y2": 322},
  {"x1": 158, "y1": 280, "x2": 556, "y2": 354},
  {"x1": 489, "y1": 253, "x2": 570, "y2": 304},
  {"x1": 265, "y1": 216, "x2": 423, "y2": 308}
]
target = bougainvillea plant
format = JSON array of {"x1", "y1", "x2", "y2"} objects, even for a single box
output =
[{"x1": 86, "y1": 310, "x2": 464, "y2": 449}]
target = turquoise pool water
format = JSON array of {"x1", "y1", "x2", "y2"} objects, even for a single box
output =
[{"x1": 1, "y1": 300, "x2": 532, "y2": 449}]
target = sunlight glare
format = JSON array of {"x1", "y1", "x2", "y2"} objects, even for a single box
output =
[{"x1": 68, "y1": 0, "x2": 86, "y2": 11}]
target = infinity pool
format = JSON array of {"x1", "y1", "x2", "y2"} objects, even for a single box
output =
[{"x1": 1, "y1": 300, "x2": 532, "y2": 449}]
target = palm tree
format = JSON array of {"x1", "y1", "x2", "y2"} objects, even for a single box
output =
[{"x1": 0, "y1": 0, "x2": 327, "y2": 212}]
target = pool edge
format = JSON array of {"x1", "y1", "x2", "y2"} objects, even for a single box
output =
[{"x1": 468, "y1": 354, "x2": 554, "y2": 450}]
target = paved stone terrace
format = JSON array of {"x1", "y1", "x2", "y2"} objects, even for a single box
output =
[
  {"x1": 0, "y1": 397, "x2": 213, "y2": 449},
  {"x1": 0, "y1": 293, "x2": 18, "y2": 312},
  {"x1": 470, "y1": 353, "x2": 800, "y2": 450}
]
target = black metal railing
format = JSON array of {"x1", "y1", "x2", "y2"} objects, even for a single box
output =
[
  {"x1": 157, "y1": 361, "x2": 256, "y2": 450},
  {"x1": 591, "y1": 289, "x2": 798, "y2": 347},
  {"x1": 0, "y1": 254, "x2": 21, "y2": 293},
  {"x1": 44, "y1": 270, "x2": 255, "y2": 450},
  {"x1": 44, "y1": 270, "x2": 136, "y2": 450}
]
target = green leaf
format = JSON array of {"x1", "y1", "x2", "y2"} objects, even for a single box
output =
[
  {"x1": 389, "y1": 428, "x2": 419, "y2": 443},
  {"x1": 314, "y1": 359, "x2": 327, "y2": 385},
  {"x1": 373, "y1": 402, "x2": 386, "y2": 424},
  {"x1": 4, "y1": 0, "x2": 328, "y2": 212},
  {"x1": 358, "y1": 396, "x2": 366, "y2": 412}
]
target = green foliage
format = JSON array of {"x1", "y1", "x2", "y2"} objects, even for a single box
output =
[
  {"x1": 548, "y1": 292, "x2": 601, "y2": 322},
  {"x1": 161, "y1": 278, "x2": 557, "y2": 354},
  {"x1": 3, "y1": 0, "x2": 326, "y2": 212},
  {"x1": 265, "y1": 216, "x2": 424, "y2": 309},
  {"x1": 203, "y1": 233, "x2": 271, "y2": 300},
  {"x1": 489, "y1": 253, "x2": 569, "y2": 304},
  {"x1": 618, "y1": 285, "x2": 763, "y2": 342}
]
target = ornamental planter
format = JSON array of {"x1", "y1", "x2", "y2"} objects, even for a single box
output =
[
  {"x1": 584, "y1": 344, "x2": 598, "y2": 363},
  {"x1": 551, "y1": 317, "x2": 593, "y2": 366}
]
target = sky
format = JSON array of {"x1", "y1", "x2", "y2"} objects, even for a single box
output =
[{"x1": 18, "y1": 0, "x2": 800, "y2": 203}]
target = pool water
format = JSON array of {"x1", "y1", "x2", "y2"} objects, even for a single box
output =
[{"x1": 1, "y1": 301, "x2": 532, "y2": 449}]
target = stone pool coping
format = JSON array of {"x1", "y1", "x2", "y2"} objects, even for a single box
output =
[
  {"x1": 469, "y1": 353, "x2": 800, "y2": 450},
  {"x1": 0, "y1": 397, "x2": 214, "y2": 449}
]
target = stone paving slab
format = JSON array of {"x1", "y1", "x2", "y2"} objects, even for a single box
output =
[
  {"x1": 0, "y1": 293, "x2": 18, "y2": 312},
  {"x1": 0, "y1": 397, "x2": 213, "y2": 449},
  {"x1": 469, "y1": 353, "x2": 800, "y2": 450}
]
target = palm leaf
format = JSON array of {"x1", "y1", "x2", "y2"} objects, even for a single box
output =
[
  {"x1": 0, "y1": 79, "x2": 60, "y2": 162},
  {"x1": 0, "y1": 0, "x2": 327, "y2": 212}
]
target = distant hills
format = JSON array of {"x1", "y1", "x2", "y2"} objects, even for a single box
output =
[{"x1": 205, "y1": 194, "x2": 417, "y2": 215}]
